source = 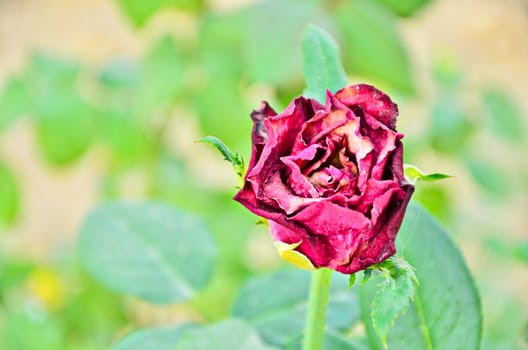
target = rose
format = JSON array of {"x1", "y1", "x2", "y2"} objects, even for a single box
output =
[{"x1": 234, "y1": 84, "x2": 414, "y2": 274}]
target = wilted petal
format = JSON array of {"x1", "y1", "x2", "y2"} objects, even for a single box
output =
[{"x1": 335, "y1": 84, "x2": 399, "y2": 130}]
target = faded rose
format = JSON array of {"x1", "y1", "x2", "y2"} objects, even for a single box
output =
[{"x1": 234, "y1": 84, "x2": 414, "y2": 274}]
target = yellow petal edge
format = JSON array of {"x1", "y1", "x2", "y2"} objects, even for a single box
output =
[{"x1": 274, "y1": 240, "x2": 316, "y2": 270}]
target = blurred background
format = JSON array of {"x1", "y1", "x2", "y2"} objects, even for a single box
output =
[{"x1": 0, "y1": 0, "x2": 527, "y2": 349}]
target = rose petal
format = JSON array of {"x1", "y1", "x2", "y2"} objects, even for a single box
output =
[
  {"x1": 335, "y1": 84, "x2": 399, "y2": 130},
  {"x1": 289, "y1": 201, "x2": 371, "y2": 269}
]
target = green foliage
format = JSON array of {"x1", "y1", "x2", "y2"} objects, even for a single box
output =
[
  {"x1": 198, "y1": 136, "x2": 245, "y2": 179},
  {"x1": 231, "y1": 269, "x2": 360, "y2": 347},
  {"x1": 348, "y1": 273, "x2": 357, "y2": 289},
  {"x1": 0, "y1": 77, "x2": 29, "y2": 131},
  {"x1": 78, "y1": 202, "x2": 216, "y2": 303},
  {"x1": 285, "y1": 331, "x2": 368, "y2": 350},
  {"x1": 19, "y1": 52, "x2": 96, "y2": 165},
  {"x1": 117, "y1": 0, "x2": 203, "y2": 27},
  {"x1": 412, "y1": 184, "x2": 452, "y2": 223},
  {"x1": 482, "y1": 89, "x2": 525, "y2": 143},
  {"x1": 194, "y1": 12, "x2": 251, "y2": 152},
  {"x1": 113, "y1": 324, "x2": 198, "y2": 350},
  {"x1": 465, "y1": 156, "x2": 511, "y2": 198},
  {"x1": 360, "y1": 203, "x2": 482, "y2": 350},
  {"x1": 0, "y1": 258, "x2": 34, "y2": 290},
  {"x1": 373, "y1": 0, "x2": 431, "y2": 17},
  {"x1": 404, "y1": 164, "x2": 451, "y2": 185},
  {"x1": 368, "y1": 256, "x2": 417, "y2": 347},
  {"x1": 429, "y1": 94, "x2": 472, "y2": 154},
  {"x1": 335, "y1": 0, "x2": 414, "y2": 94},
  {"x1": 302, "y1": 25, "x2": 348, "y2": 103},
  {"x1": 174, "y1": 319, "x2": 277, "y2": 350},
  {"x1": 1, "y1": 311, "x2": 66, "y2": 350},
  {"x1": 135, "y1": 35, "x2": 185, "y2": 117},
  {"x1": 0, "y1": 162, "x2": 19, "y2": 226},
  {"x1": 244, "y1": 0, "x2": 322, "y2": 86}
]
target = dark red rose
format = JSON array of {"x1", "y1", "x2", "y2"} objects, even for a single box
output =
[{"x1": 234, "y1": 84, "x2": 414, "y2": 274}]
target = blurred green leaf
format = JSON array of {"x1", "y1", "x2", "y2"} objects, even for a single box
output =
[
  {"x1": 360, "y1": 203, "x2": 482, "y2": 350},
  {"x1": 514, "y1": 240, "x2": 528, "y2": 263},
  {"x1": 99, "y1": 58, "x2": 139, "y2": 88},
  {"x1": 21, "y1": 53, "x2": 95, "y2": 165},
  {"x1": 1, "y1": 311, "x2": 66, "y2": 350},
  {"x1": 335, "y1": 0, "x2": 414, "y2": 94},
  {"x1": 0, "y1": 77, "x2": 29, "y2": 131},
  {"x1": 432, "y1": 52, "x2": 462, "y2": 89},
  {"x1": 174, "y1": 319, "x2": 277, "y2": 350},
  {"x1": 98, "y1": 110, "x2": 150, "y2": 166},
  {"x1": 59, "y1": 269, "x2": 127, "y2": 343},
  {"x1": 26, "y1": 52, "x2": 80, "y2": 85},
  {"x1": 78, "y1": 202, "x2": 216, "y2": 303},
  {"x1": 285, "y1": 331, "x2": 368, "y2": 350},
  {"x1": 0, "y1": 162, "x2": 20, "y2": 226},
  {"x1": 113, "y1": 324, "x2": 197, "y2": 350},
  {"x1": 373, "y1": 0, "x2": 431, "y2": 17},
  {"x1": 429, "y1": 94, "x2": 472, "y2": 154},
  {"x1": 232, "y1": 269, "x2": 360, "y2": 347},
  {"x1": 193, "y1": 45, "x2": 250, "y2": 153},
  {"x1": 0, "y1": 258, "x2": 34, "y2": 290},
  {"x1": 134, "y1": 35, "x2": 184, "y2": 117},
  {"x1": 482, "y1": 89, "x2": 525, "y2": 143},
  {"x1": 244, "y1": 0, "x2": 323, "y2": 86},
  {"x1": 302, "y1": 24, "x2": 348, "y2": 103},
  {"x1": 117, "y1": 0, "x2": 203, "y2": 27},
  {"x1": 466, "y1": 157, "x2": 511, "y2": 198},
  {"x1": 413, "y1": 184, "x2": 451, "y2": 223},
  {"x1": 35, "y1": 94, "x2": 96, "y2": 165}
]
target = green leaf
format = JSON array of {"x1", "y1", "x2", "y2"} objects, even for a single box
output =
[
  {"x1": 349, "y1": 273, "x2": 357, "y2": 289},
  {"x1": 112, "y1": 324, "x2": 197, "y2": 350},
  {"x1": 198, "y1": 136, "x2": 245, "y2": 178},
  {"x1": 194, "y1": 12, "x2": 252, "y2": 153},
  {"x1": 0, "y1": 77, "x2": 29, "y2": 131},
  {"x1": 359, "y1": 203, "x2": 482, "y2": 350},
  {"x1": 429, "y1": 94, "x2": 473, "y2": 154},
  {"x1": 22, "y1": 53, "x2": 95, "y2": 165},
  {"x1": 174, "y1": 319, "x2": 277, "y2": 350},
  {"x1": 1, "y1": 311, "x2": 66, "y2": 350},
  {"x1": 231, "y1": 269, "x2": 360, "y2": 347},
  {"x1": 285, "y1": 331, "x2": 369, "y2": 350},
  {"x1": 515, "y1": 240, "x2": 528, "y2": 263},
  {"x1": 404, "y1": 165, "x2": 451, "y2": 185},
  {"x1": 99, "y1": 58, "x2": 139, "y2": 88},
  {"x1": 482, "y1": 89, "x2": 525, "y2": 143},
  {"x1": 35, "y1": 95, "x2": 96, "y2": 165},
  {"x1": 335, "y1": 0, "x2": 414, "y2": 94},
  {"x1": 78, "y1": 202, "x2": 216, "y2": 303},
  {"x1": 98, "y1": 110, "x2": 150, "y2": 166},
  {"x1": 370, "y1": 256, "x2": 417, "y2": 347},
  {"x1": 116, "y1": 0, "x2": 203, "y2": 27},
  {"x1": 302, "y1": 25, "x2": 348, "y2": 103},
  {"x1": 465, "y1": 156, "x2": 511, "y2": 198},
  {"x1": 412, "y1": 185, "x2": 452, "y2": 224},
  {"x1": 244, "y1": 0, "x2": 323, "y2": 85},
  {"x1": 0, "y1": 162, "x2": 20, "y2": 226},
  {"x1": 134, "y1": 35, "x2": 184, "y2": 117},
  {"x1": 373, "y1": 0, "x2": 431, "y2": 17},
  {"x1": 0, "y1": 258, "x2": 34, "y2": 290}
]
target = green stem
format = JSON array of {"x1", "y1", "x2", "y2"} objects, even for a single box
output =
[{"x1": 303, "y1": 268, "x2": 333, "y2": 350}]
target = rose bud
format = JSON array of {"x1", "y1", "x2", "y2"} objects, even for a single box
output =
[{"x1": 234, "y1": 84, "x2": 414, "y2": 274}]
